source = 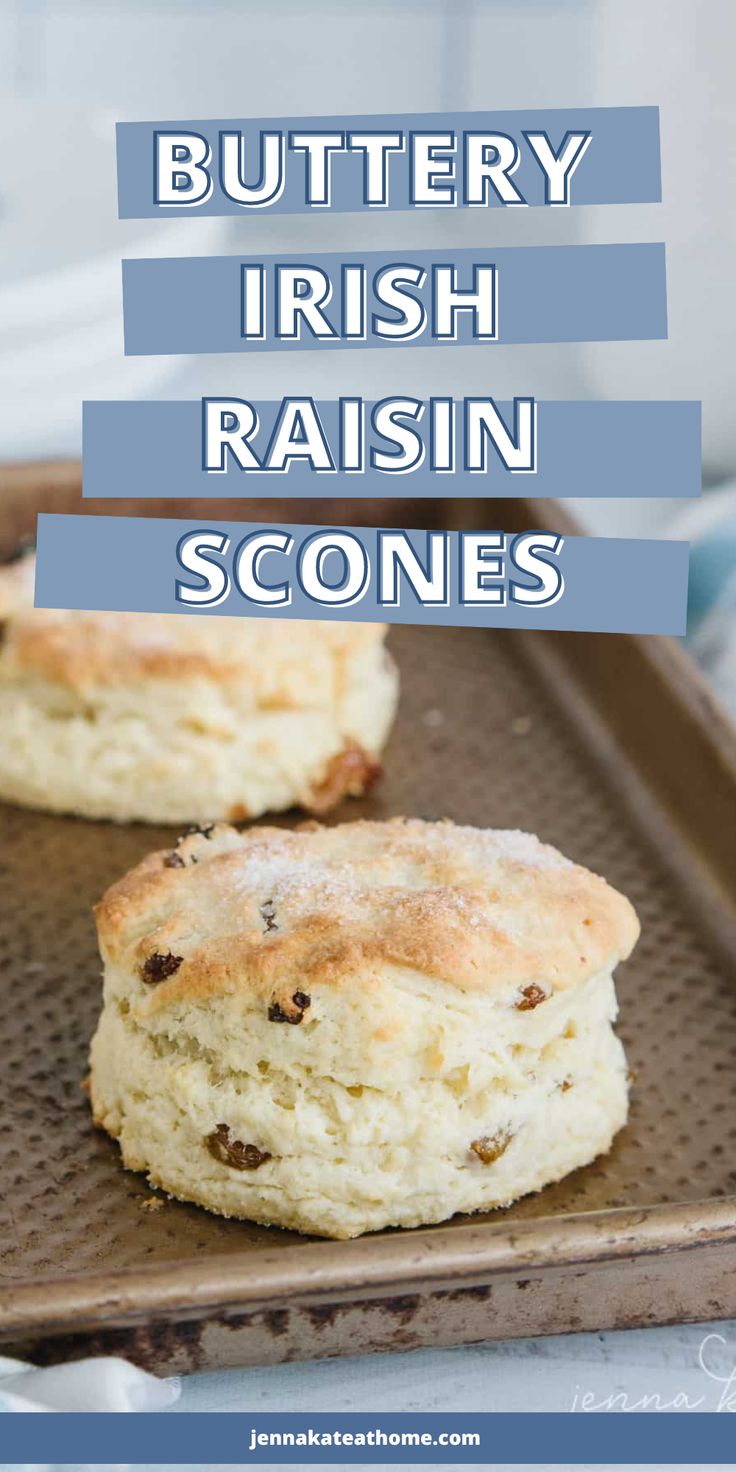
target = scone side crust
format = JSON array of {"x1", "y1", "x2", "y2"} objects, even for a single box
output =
[
  {"x1": 95, "y1": 819, "x2": 640, "y2": 1002},
  {"x1": 88, "y1": 963, "x2": 629, "y2": 1238}
]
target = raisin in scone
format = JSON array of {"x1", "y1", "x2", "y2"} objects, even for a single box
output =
[
  {"x1": 0, "y1": 554, "x2": 397, "y2": 823},
  {"x1": 89, "y1": 818, "x2": 639, "y2": 1238}
]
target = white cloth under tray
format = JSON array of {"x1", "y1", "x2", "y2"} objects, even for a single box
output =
[{"x1": 0, "y1": 1354, "x2": 179, "y2": 1412}]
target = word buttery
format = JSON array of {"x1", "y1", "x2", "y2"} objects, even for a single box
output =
[{"x1": 155, "y1": 127, "x2": 591, "y2": 209}]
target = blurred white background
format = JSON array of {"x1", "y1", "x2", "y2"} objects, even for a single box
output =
[
  {"x1": 1, "y1": 0, "x2": 733, "y2": 477},
  {"x1": 1, "y1": 0, "x2": 735, "y2": 694}
]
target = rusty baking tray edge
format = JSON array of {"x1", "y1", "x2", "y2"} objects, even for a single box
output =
[{"x1": 2, "y1": 1197, "x2": 736, "y2": 1340}]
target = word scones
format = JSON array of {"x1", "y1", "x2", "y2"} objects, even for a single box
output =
[{"x1": 175, "y1": 528, "x2": 564, "y2": 611}]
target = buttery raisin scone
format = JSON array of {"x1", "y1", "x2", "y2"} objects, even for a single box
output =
[
  {"x1": 89, "y1": 818, "x2": 639, "y2": 1238},
  {"x1": 0, "y1": 554, "x2": 397, "y2": 823}
]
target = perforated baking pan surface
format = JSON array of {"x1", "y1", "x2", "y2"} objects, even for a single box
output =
[{"x1": 1, "y1": 488, "x2": 736, "y2": 1369}]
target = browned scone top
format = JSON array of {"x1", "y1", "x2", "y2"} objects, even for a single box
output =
[
  {"x1": 96, "y1": 819, "x2": 640, "y2": 1010},
  {"x1": 0, "y1": 554, "x2": 384, "y2": 693}
]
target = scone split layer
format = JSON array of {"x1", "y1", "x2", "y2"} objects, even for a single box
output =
[
  {"x1": 0, "y1": 556, "x2": 397, "y2": 823},
  {"x1": 90, "y1": 818, "x2": 640, "y2": 1238}
]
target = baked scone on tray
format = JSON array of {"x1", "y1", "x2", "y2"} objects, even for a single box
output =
[
  {"x1": 0, "y1": 554, "x2": 397, "y2": 823},
  {"x1": 90, "y1": 818, "x2": 640, "y2": 1239}
]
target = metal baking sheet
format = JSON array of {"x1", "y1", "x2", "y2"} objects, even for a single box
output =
[{"x1": 0, "y1": 474, "x2": 735, "y2": 1372}]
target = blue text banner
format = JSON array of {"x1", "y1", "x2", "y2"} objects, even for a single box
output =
[
  {"x1": 116, "y1": 107, "x2": 661, "y2": 217},
  {"x1": 35, "y1": 515, "x2": 689, "y2": 637},
  {"x1": 0, "y1": 1409, "x2": 733, "y2": 1463},
  {"x1": 122, "y1": 244, "x2": 667, "y2": 356},
  {"x1": 82, "y1": 398, "x2": 700, "y2": 500}
]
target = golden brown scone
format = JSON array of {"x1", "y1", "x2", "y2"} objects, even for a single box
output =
[
  {"x1": 90, "y1": 819, "x2": 639, "y2": 1238},
  {"x1": 0, "y1": 555, "x2": 397, "y2": 823}
]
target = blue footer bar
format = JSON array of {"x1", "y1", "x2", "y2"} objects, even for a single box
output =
[{"x1": 0, "y1": 1411, "x2": 731, "y2": 1462}]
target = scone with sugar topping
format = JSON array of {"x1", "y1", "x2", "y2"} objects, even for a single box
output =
[
  {"x1": 90, "y1": 817, "x2": 639, "y2": 1238},
  {"x1": 0, "y1": 553, "x2": 397, "y2": 823}
]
